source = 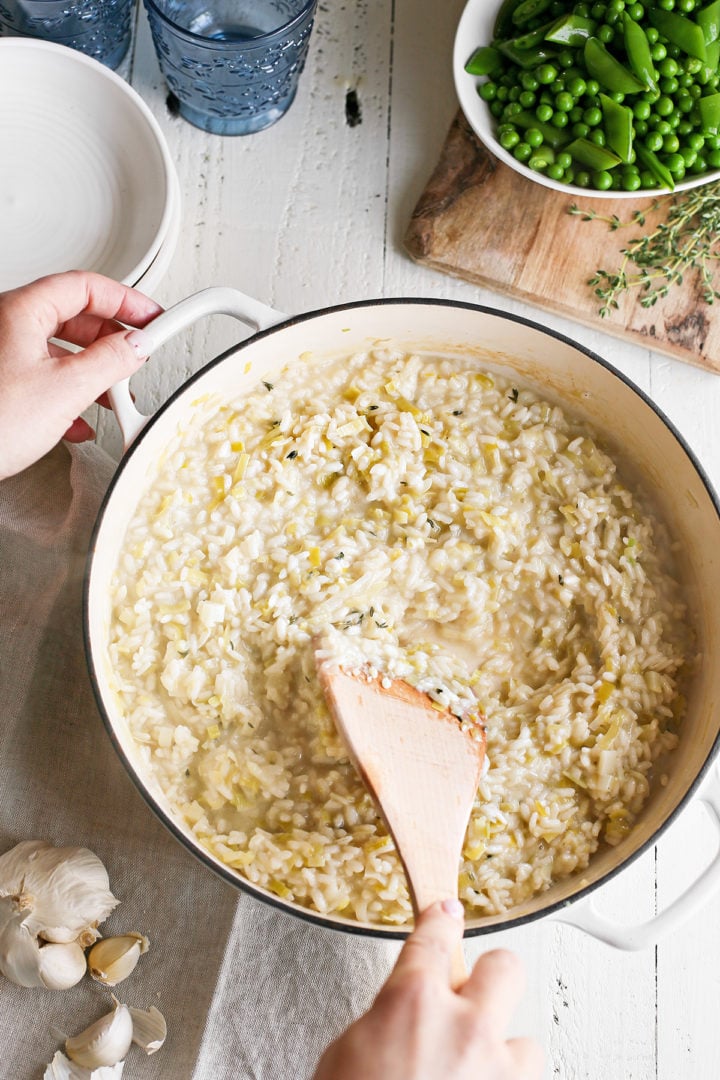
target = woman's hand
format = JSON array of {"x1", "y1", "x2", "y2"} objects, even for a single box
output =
[
  {"x1": 0, "y1": 271, "x2": 162, "y2": 480},
  {"x1": 313, "y1": 900, "x2": 542, "y2": 1080}
]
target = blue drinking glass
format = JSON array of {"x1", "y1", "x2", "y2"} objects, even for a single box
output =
[
  {"x1": 0, "y1": 0, "x2": 135, "y2": 69},
  {"x1": 143, "y1": 0, "x2": 318, "y2": 136}
]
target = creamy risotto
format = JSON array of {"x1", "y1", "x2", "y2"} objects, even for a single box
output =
[{"x1": 109, "y1": 348, "x2": 690, "y2": 924}]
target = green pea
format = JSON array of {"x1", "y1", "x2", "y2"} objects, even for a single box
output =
[
  {"x1": 592, "y1": 169, "x2": 613, "y2": 189},
  {"x1": 676, "y1": 0, "x2": 695, "y2": 9},
  {"x1": 574, "y1": 170, "x2": 592, "y2": 187},
  {"x1": 519, "y1": 90, "x2": 536, "y2": 108},
  {"x1": 556, "y1": 151, "x2": 573, "y2": 169},
  {"x1": 521, "y1": 72, "x2": 540, "y2": 92},
  {"x1": 558, "y1": 49, "x2": 575, "y2": 68},
  {"x1": 584, "y1": 79, "x2": 600, "y2": 97},
  {"x1": 551, "y1": 111, "x2": 569, "y2": 127},
  {"x1": 598, "y1": 23, "x2": 615, "y2": 42},
  {"x1": 705, "y1": 134, "x2": 720, "y2": 149},
  {"x1": 496, "y1": 86, "x2": 509, "y2": 102},
  {"x1": 656, "y1": 96, "x2": 674, "y2": 117},
  {"x1": 639, "y1": 169, "x2": 658, "y2": 187},
  {"x1": 633, "y1": 100, "x2": 651, "y2": 120},
  {"x1": 622, "y1": 171, "x2": 642, "y2": 190},
  {"x1": 650, "y1": 43, "x2": 667, "y2": 62},
  {"x1": 657, "y1": 0, "x2": 674, "y2": 8},
  {"x1": 645, "y1": 130, "x2": 664, "y2": 151},
  {"x1": 569, "y1": 105, "x2": 583, "y2": 122},
  {"x1": 685, "y1": 58, "x2": 702, "y2": 75},
  {"x1": 660, "y1": 77, "x2": 679, "y2": 94},
  {"x1": 655, "y1": 119, "x2": 672, "y2": 135},
  {"x1": 658, "y1": 57, "x2": 678, "y2": 78},
  {"x1": 568, "y1": 77, "x2": 587, "y2": 98},
  {"x1": 537, "y1": 64, "x2": 559, "y2": 85},
  {"x1": 681, "y1": 146, "x2": 697, "y2": 166},
  {"x1": 525, "y1": 127, "x2": 544, "y2": 147},
  {"x1": 663, "y1": 133, "x2": 680, "y2": 152},
  {"x1": 490, "y1": 100, "x2": 505, "y2": 118},
  {"x1": 634, "y1": 119, "x2": 649, "y2": 135},
  {"x1": 514, "y1": 142, "x2": 533, "y2": 162},
  {"x1": 689, "y1": 155, "x2": 707, "y2": 172},
  {"x1": 646, "y1": 27, "x2": 659, "y2": 43},
  {"x1": 547, "y1": 162, "x2": 566, "y2": 180},
  {"x1": 480, "y1": 83, "x2": 498, "y2": 102},
  {"x1": 555, "y1": 91, "x2": 574, "y2": 111},
  {"x1": 628, "y1": 2, "x2": 644, "y2": 17},
  {"x1": 589, "y1": 128, "x2": 606, "y2": 145},
  {"x1": 665, "y1": 153, "x2": 685, "y2": 174},
  {"x1": 509, "y1": 86, "x2": 521, "y2": 102},
  {"x1": 590, "y1": 2, "x2": 606, "y2": 16},
  {"x1": 500, "y1": 129, "x2": 521, "y2": 149},
  {"x1": 583, "y1": 106, "x2": 602, "y2": 126},
  {"x1": 536, "y1": 103, "x2": 553, "y2": 122},
  {"x1": 678, "y1": 93, "x2": 694, "y2": 114},
  {"x1": 687, "y1": 132, "x2": 705, "y2": 150},
  {"x1": 677, "y1": 118, "x2": 693, "y2": 134},
  {"x1": 707, "y1": 148, "x2": 720, "y2": 167},
  {"x1": 572, "y1": 121, "x2": 591, "y2": 137}
]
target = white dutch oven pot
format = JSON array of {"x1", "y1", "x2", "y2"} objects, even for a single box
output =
[{"x1": 85, "y1": 288, "x2": 720, "y2": 950}]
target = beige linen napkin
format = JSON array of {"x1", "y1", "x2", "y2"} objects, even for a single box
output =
[{"x1": 0, "y1": 442, "x2": 397, "y2": 1080}]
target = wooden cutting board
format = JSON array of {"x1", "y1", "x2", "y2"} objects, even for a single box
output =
[{"x1": 404, "y1": 111, "x2": 719, "y2": 374}]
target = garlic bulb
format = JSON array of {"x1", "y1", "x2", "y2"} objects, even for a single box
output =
[
  {"x1": 87, "y1": 934, "x2": 149, "y2": 987},
  {"x1": 44, "y1": 1051, "x2": 125, "y2": 1079},
  {"x1": 129, "y1": 1005, "x2": 167, "y2": 1055},
  {"x1": 65, "y1": 998, "x2": 133, "y2": 1069},
  {"x1": 0, "y1": 840, "x2": 118, "y2": 989}
]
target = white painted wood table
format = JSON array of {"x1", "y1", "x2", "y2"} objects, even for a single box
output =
[{"x1": 100, "y1": 3, "x2": 720, "y2": 1077}]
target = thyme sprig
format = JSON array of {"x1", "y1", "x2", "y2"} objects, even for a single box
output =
[{"x1": 568, "y1": 181, "x2": 720, "y2": 318}]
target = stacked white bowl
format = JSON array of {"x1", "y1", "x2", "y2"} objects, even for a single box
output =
[{"x1": 0, "y1": 39, "x2": 179, "y2": 296}]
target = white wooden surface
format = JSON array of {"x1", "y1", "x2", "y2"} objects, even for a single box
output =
[{"x1": 99, "y1": 2, "x2": 720, "y2": 1077}]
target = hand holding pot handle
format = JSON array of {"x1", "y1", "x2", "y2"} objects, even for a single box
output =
[{"x1": 109, "y1": 287, "x2": 287, "y2": 449}]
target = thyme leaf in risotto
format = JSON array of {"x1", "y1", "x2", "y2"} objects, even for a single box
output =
[{"x1": 109, "y1": 347, "x2": 691, "y2": 925}]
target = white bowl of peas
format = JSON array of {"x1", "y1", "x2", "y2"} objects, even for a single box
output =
[{"x1": 454, "y1": 0, "x2": 720, "y2": 196}]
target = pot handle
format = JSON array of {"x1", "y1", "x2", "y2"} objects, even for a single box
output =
[
  {"x1": 555, "y1": 763, "x2": 720, "y2": 950},
  {"x1": 109, "y1": 287, "x2": 287, "y2": 449}
]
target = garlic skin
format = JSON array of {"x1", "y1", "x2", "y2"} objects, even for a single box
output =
[
  {"x1": 44, "y1": 1051, "x2": 125, "y2": 1079},
  {"x1": 65, "y1": 999, "x2": 133, "y2": 1069},
  {"x1": 129, "y1": 1005, "x2": 167, "y2": 1055},
  {"x1": 88, "y1": 933, "x2": 149, "y2": 987},
  {"x1": 0, "y1": 840, "x2": 118, "y2": 989}
]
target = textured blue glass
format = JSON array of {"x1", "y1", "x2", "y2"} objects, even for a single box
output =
[
  {"x1": 143, "y1": 0, "x2": 317, "y2": 135},
  {"x1": 0, "y1": 0, "x2": 134, "y2": 69}
]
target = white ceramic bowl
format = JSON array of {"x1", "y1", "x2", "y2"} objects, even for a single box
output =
[
  {"x1": 0, "y1": 39, "x2": 178, "y2": 290},
  {"x1": 453, "y1": 0, "x2": 720, "y2": 199}
]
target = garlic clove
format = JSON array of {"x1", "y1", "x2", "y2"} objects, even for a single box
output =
[
  {"x1": 87, "y1": 934, "x2": 149, "y2": 987},
  {"x1": 44, "y1": 1050, "x2": 125, "y2": 1079},
  {"x1": 0, "y1": 896, "x2": 47, "y2": 987},
  {"x1": 65, "y1": 1000, "x2": 133, "y2": 1070},
  {"x1": 38, "y1": 941, "x2": 87, "y2": 990},
  {"x1": 129, "y1": 1005, "x2": 167, "y2": 1055}
]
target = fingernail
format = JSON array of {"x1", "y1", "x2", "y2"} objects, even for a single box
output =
[
  {"x1": 441, "y1": 898, "x2": 465, "y2": 920},
  {"x1": 125, "y1": 328, "x2": 152, "y2": 358}
]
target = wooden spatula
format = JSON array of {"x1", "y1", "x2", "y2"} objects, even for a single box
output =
[{"x1": 316, "y1": 658, "x2": 486, "y2": 987}]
